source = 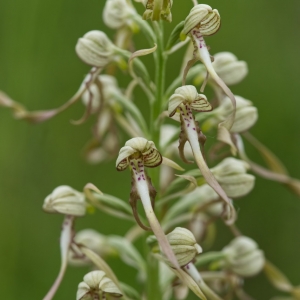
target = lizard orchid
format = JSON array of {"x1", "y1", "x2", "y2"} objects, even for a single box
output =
[
  {"x1": 116, "y1": 137, "x2": 180, "y2": 268},
  {"x1": 182, "y1": 4, "x2": 237, "y2": 153},
  {"x1": 168, "y1": 85, "x2": 236, "y2": 224}
]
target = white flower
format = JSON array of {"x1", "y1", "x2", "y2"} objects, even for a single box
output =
[
  {"x1": 76, "y1": 271, "x2": 122, "y2": 300},
  {"x1": 103, "y1": 0, "x2": 137, "y2": 30},
  {"x1": 43, "y1": 185, "x2": 85, "y2": 216},
  {"x1": 222, "y1": 236, "x2": 265, "y2": 277}
]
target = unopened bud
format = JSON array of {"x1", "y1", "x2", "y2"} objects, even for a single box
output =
[
  {"x1": 212, "y1": 52, "x2": 248, "y2": 86},
  {"x1": 211, "y1": 158, "x2": 255, "y2": 198},
  {"x1": 81, "y1": 75, "x2": 119, "y2": 112},
  {"x1": 76, "y1": 31, "x2": 116, "y2": 68},
  {"x1": 167, "y1": 227, "x2": 202, "y2": 267},
  {"x1": 76, "y1": 271, "x2": 122, "y2": 300},
  {"x1": 43, "y1": 185, "x2": 85, "y2": 217},
  {"x1": 68, "y1": 229, "x2": 113, "y2": 266},
  {"x1": 204, "y1": 95, "x2": 258, "y2": 133},
  {"x1": 103, "y1": 0, "x2": 137, "y2": 30},
  {"x1": 222, "y1": 236, "x2": 265, "y2": 277}
]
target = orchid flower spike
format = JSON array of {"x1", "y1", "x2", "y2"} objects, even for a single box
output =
[
  {"x1": 116, "y1": 137, "x2": 180, "y2": 268},
  {"x1": 182, "y1": 4, "x2": 237, "y2": 153},
  {"x1": 168, "y1": 85, "x2": 236, "y2": 224}
]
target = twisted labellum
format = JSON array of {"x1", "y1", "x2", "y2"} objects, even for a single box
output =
[
  {"x1": 169, "y1": 86, "x2": 236, "y2": 224},
  {"x1": 182, "y1": 4, "x2": 237, "y2": 153},
  {"x1": 116, "y1": 137, "x2": 180, "y2": 268}
]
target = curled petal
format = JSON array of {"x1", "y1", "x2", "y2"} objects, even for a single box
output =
[
  {"x1": 183, "y1": 4, "x2": 220, "y2": 36},
  {"x1": 168, "y1": 94, "x2": 186, "y2": 117},
  {"x1": 116, "y1": 146, "x2": 136, "y2": 171},
  {"x1": 143, "y1": 147, "x2": 162, "y2": 168},
  {"x1": 190, "y1": 96, "x2": 212, "y2": 112}
]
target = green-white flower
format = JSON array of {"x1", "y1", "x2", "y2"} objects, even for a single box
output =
[
  {"x1": 182, "y1": 4, "x2": 237, "y2": 154},
  {"x1": 68, "y1": 229, "x2": 113, "y2": 266},
  {"x1": 211, "y1": 157, "x2": 255, "y2": 198},
  {"x1": 222, "y1": 236, "x2": 265, "y2": 277},
  {"x1": 75, "y1": 31, "x2": 117, "y2": 68},
  {"x1": 116, "y1": 137, "x2": 180, "y2": 268},
  {"x1": 168, "y1": 85, "x2": 236, "y2": 224},
  {"x1": 103, "y1": 0, "x2": 138, "y2": 30},
  {"x1": 76, "y1": 271, "x2": 122, "y2": 300},
  {"x1": 167, "y1": 227, "x2": 202, "y2": 267},
  {"x1": 203, "y1": 95, "x2": 258, "y2": 133},
  {"x1": 212, "y1": 52, "x2": 248, "y2": 86},
  {"x1": 43, "y1": 185, "x2": 85, "y2": 217},
  {"x1": 81, "y1": 75, "x2": 119, "y2": 113}
]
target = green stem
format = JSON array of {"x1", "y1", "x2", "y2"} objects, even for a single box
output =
[
  {"x1": 147, "y1": 252, "x2": 161, "y2": 300},
  {"x1": 151, "y1": 21, "x2": 165, "y2": 147},
  {"x1": 147, "y1": 21, "x2": 166, "y2": 300}
]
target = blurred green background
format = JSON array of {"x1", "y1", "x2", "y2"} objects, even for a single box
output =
[{"x1": 0, "y1": 0, "x2": 300, "y2": 299}]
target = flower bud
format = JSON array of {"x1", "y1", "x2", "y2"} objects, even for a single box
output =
[
  {"x1": 142, "y1": 0, "x2": 173, "y2": 22},
  {"x1": 183, "y1": 4, "x2": 221, "y2": 36},
  {"x1": 211, "y1": 158, "x2": 255, "y2": 198},
  {"x1": 76, "y1": 271, "x2": 122, "y2": 300},
  {"x1": 166, "y1": 227, "x2": 202, "y2": 267},
  {"x1": 43, "y1": 185, "x2": 85, "y2": 216},
  {"x1": 222, "y1": 236, "x2": 265, "y2": 277},
  {"x1": 212, "y1": 52, "x2": 248, "y2": 86},
  {"x1": 68, "y1": 229, "x2": 113, "y2": 266},
  {"x1": 103, "y1": 0, "x2": 137, "y2": 30},
  {"x1": 75, "y1": 31, "x2": 116, "y2": 68},
  {"x1": 81, "y1": 75, "x2": 119, "y2": 113},
  {"x1": 204, "y1": 95, "x2": 258, "y2": 133}
]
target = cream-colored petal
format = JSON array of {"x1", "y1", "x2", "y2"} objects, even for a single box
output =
[
  {"x1": 168, "y1": 94, "x2": 186, "y2": 117},
  {"x1": 183, "y1": 4, "x2": 220, "y2": 36},
  {"x1": 116, "y1": 145, "x2": 135, "y2": 171},
  {"x1": 143, "y1": 147, "x2": 162, "y2": 168}
]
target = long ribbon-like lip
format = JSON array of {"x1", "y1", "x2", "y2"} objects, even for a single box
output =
[{"x1": 43, "y1": 215, "x2": 74, "y2": 300}]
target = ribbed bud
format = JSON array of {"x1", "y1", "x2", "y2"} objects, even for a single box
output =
[
  {"x1": 76, "y1": 271, "x2": 122, "y2": 300},
  {"x1": 103, "y1": 0, "x2": 137, "y2": 30},
  {"x1": 68, "y1": 229, "x2": 113, "y2": 266},
  {"x1": 212, "y1": 52, "x2": 248, "y2": 86},
  {"x1": 183, "y1": 4, "x2": 221, "y2": 36},
  {"x1": 222, "y1": 236, "x2": 265, "y2": 277},
  {"x1": 211, "y1": 158, "x2": 255, "y2": 198},
  {"x1": 116, "y1": 137, "x2": 162, "y2": 171},
  {"x1": 166, "y1": 227, "x2": 202, "y2": 267},
  {"x1": 168, "y1": 85, "x2": 212, "y2": 117},
  {"x1": 205, "y1": 95, "x2": 258, "y2": 133},
  {"x1": 180, "y1": 184, "x2": 223, "y2": 217},
  {"x1": 81, "y1": 75, "x2": 118, "y2": 113},
  {"x1": 75, "y1": 31, "x2": 116, "y2": 68},
  {"x1": 43, "y1": 185, "x2": 85, "y2": 216},
  {"x1": 142, "y1": 0, "x2": 173, "y2": 22}
]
